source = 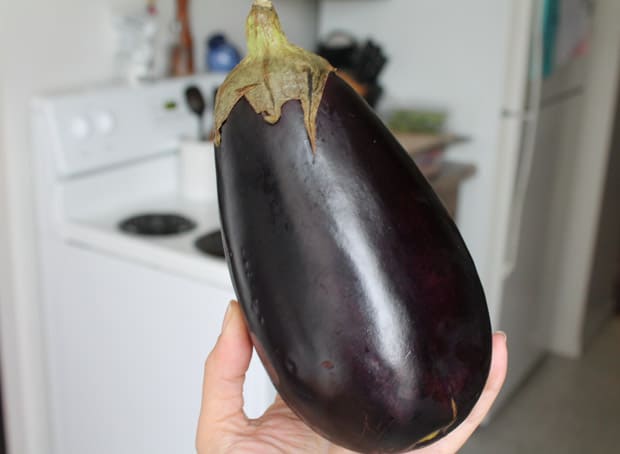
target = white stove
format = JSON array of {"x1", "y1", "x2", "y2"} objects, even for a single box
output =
[
  {"x1": 32, "y1": 75, "x2": 275, "y2": 454},
  {"x1": 64, "y1": 195, "x2": 231, "y2": 289}
]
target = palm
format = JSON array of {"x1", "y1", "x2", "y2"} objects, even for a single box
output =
[
  {"x1": 233, "y1": 397, "x2": 484, "y2": 454},
  {"x1": 225, "y1": 398, "x2": 329, "y2": 453}
]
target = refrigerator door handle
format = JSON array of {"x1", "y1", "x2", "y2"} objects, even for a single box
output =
[
  {"x1": 502, "y1": 109, "x2": 538, "y2": 121},
  {"x1": 503, "y1": 114, "x2": 540, "y2": 276},
  {"x1": 503, "y1": 0, "x2": 545, "y2": 277}
]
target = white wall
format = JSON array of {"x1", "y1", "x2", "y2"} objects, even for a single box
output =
[
  {"x1": 1, "y1": 2, "x2": 143, "y2": 450},
  {"x1": 319, "y1": 0, "x2": 512, "y2": 310},
  {"x1": 0, "y1": 1, "x2": 318, "y2": 453}
]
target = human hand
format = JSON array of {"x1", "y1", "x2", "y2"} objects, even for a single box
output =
[{"x1": 196, "y1": 300, "x2": 508, "y2": 454}]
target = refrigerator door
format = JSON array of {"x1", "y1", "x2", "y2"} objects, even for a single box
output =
[
  {"x1": 485, "y1": 0, "x2": 539, "y2": 325},
  {"x1": 496, "y1": 84, "x2": 584, "y2": 410},
  {"x1": 484, "y1": 0, "x2": 546, "y2": 417},
  {"x1": 492, "y1": 0, "x2": 589, "y2": 412},
  {"x1": 505, "y1": 0, "x2": 589, "y2": 273}
]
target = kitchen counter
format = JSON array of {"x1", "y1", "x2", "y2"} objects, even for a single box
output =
[{"x1": 427, "y1": 161, "x2": 476, "y2": 219}]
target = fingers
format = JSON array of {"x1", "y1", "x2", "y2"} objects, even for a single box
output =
[
  {"x1": 197, "y1": 300, "x2": 253, "y2": 432},
  {"x1": 430, "y1": 331, "x2": 508, "y2": 453}
]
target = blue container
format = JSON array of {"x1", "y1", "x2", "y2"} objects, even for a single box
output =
[{"x1": 206, "y1": 34, "x2": 242, "y2": 72}]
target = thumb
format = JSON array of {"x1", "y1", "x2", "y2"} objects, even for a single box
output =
[{"x1": 197, "y1": 300, "x2": 252, "y2": 429}]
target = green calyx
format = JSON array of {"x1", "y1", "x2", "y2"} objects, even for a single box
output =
[{"x1": 214, "y1": 0, "x2": 335, "y2": 152}]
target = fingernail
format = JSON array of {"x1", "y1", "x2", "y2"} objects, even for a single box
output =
[
  {"x1": 496, "y1": 331, "x2": 507, "y2": 342},
  {"x1": 222, "y1": 300, "x2": 235, "y2": 330}
]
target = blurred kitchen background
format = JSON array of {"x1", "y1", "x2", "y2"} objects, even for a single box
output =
[{"x1": 1, "y1": 0, "x2": 619, "y2": 453}]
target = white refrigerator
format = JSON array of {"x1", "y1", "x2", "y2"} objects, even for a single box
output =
[{"x1": 486, "y1": 0, "x2": 589, "y2": 408}]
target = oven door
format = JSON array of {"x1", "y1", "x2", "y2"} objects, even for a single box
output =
[{"x1": 39, "y1": 240, "x2": 275, "y2": 454}]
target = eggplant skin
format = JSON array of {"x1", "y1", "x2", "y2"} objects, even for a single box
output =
[{"x1": 216, "y1": 74, "x2": 492, "y2": 453}]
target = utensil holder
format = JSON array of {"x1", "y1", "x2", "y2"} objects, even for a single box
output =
[{"x1": 179, "y1": 140, "x2": 217, "y2": 201}]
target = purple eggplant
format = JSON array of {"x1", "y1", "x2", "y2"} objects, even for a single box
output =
[{"x1": 213, "y1": 1, "x2": 491, "y2": 452}]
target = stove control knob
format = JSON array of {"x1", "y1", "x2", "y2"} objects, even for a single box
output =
[
  {"x1": 70, "y1": 116, "x2": 91, "y2": 140},
  {"x1": 94, "y1": 111, "x2": 115, "y2": 135}
]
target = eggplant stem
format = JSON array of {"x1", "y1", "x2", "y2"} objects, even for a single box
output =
[{"x1": 214, "y1": 0, "x2": 334, "y2": 153}]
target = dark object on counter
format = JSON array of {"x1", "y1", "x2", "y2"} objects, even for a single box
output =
[
  {"x1": 119, "y1": 214, "x2": 196, "y2": 236},
  {"x1": 318, "y1": 32, "x2": 388, "y2": 82},
  {"x1": 213, "y1": 2, "x2": 492, "y2": 453},
  {"x1": 169, "y1": 0, "x2": 194, "y2": 77},
  {"x1": 185, "y1": 85, "x2": 207, "y2": 140},
  {"x1": 355, "y1": 39, "x2": 388, "y2": 84},
  {"x1": 206, "y1": 33, "x2": 242, "y2": 72},
  {"x1": 363, "y1": 82, "x2": 384, "y2": 109},
  {"x1": 316, "y1": 31, "x2": 358, "y2": 69},
  {"x1": 195, "y1": 230, "x2": 226, "y2": 258},
  {"x1": 317, "y1": 33, "x2": 387, "y2": 107}
]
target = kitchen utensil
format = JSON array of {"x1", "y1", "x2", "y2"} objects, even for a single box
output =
[
  {"x1": 317, "y1": 31, "x2": 358, "y2": 69},
  {"x1": 185, "y1": 85, "x2": 206, "y2": 140},
  {"x1": 179, "y1": 140, "x2": 216, "y2": 200},
  {"x1": 169, "y1": 0, "x2": 194, "y2": 76}
]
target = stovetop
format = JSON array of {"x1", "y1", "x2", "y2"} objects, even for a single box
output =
[
  {"x1": 34, "y1": 74, "x2": 234, "y2": 289},
  {"x1": 61, "y1": 195, "x2": 232, "y2": 289},
  {"x1": 120, "y1": 213, "x2": 198, "y2": 236},
  {"x1": 194, "y1": 230, "x2": 226, "y2": 258},
  {"x1": 119, "y1": 212, "x2": 225, "y2": 259}
]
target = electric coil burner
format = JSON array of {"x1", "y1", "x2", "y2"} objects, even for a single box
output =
[
  {"x1": 195, "y1": 230, "x2": 226, "y2": 259},
  {"x1": 119, "y1": 214, "x2": 196, "y2": 236}
]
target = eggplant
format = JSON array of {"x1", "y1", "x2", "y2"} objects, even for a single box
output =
[{"x1": 213, "y1": 1, "x2": 492, "y2": 452}]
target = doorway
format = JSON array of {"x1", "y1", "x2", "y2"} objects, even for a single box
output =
[
  {"x1": 584, "y1": 69, "x2": 620, "y2": 341},
  {"x1": 0, "y1": 368, "x2": 5, "y2": 454}
]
